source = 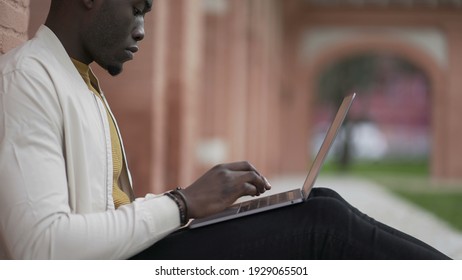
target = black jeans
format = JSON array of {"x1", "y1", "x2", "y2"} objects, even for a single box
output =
[{"x1": 131, "y1": 188, "x2": 450, "y2": 259}]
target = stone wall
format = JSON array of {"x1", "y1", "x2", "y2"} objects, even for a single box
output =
[{"x1": 0, "y1": 0, "x2": 29, "y2": 54}]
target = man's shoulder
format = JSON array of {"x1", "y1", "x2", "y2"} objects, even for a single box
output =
[
  {"x1": 1, "y1": 26, "x2": 67, "y2": 77},
  {"x1": 1, "y1": 40, "x2": 46, "y2": 76}
]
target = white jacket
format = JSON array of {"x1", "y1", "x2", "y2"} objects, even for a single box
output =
[{"x1": 0, "y1": 26, "x2": 180, "y2": 259}]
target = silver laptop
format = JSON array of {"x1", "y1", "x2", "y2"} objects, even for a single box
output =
[{"x1": 189, "y1": 93, "x2": 356, "y2": 229}]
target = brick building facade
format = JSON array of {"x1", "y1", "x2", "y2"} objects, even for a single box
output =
[
  {"x1": 2, "y1": 0, "x2": 462, "y2": 195},
  {"x1": 0, "y1": 0, "x2": 29, "y2": 54}
]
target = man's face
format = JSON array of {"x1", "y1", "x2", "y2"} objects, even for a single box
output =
[{"x1": 82, "y1": 0, "x2": 152, "y2": 76}]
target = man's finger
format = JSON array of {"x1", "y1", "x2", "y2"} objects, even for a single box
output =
[{"x1": 221, "y1": 161, "x2": 258, "y2": 173}]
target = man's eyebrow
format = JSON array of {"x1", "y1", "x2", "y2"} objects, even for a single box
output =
[{"x1": 144, "y1": 0, "x2": 152, "y2": 12}]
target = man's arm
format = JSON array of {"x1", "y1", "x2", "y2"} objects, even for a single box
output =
[
  {"x1": 0, "y1": 69, "x2": 180, "y2": 259},
  {"x1": 0, "y1": 67, "x2": 271, "y2": 259}
]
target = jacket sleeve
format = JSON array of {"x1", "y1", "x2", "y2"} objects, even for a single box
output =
[{"x1": 0, "y1": 68, "x2": 181, "y2": 259}]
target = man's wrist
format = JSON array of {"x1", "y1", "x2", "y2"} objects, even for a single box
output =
[{"x1": 165, "y1": 187, "x2": 190, "y2": 226}]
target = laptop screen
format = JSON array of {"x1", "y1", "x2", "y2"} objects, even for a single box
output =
[{"x1": 301, "y1": 93, "x2": 356, "y2": 198}]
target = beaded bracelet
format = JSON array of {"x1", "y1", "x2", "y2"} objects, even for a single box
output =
[{"x1": 166, "y1": 187, "x2": 189, "y2": 226}]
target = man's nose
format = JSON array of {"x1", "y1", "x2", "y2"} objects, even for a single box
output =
[{"x1": 133, "y1": 22, "x2": 145, "y2": 42}]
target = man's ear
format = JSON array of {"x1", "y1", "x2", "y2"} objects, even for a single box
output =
[{"x1": 82, "y1": 0, "x2": 95, "y2": 9}]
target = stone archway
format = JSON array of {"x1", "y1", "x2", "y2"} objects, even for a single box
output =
[{"x1": 304, "y1": 35, "x2": 446, "y2": 179}]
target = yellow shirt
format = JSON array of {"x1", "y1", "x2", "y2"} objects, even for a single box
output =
[{"x1": 71, "y1": 59, "x2": 130, "y2": 208}]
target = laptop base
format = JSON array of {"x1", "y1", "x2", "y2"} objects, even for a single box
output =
[{"x1": 189, "y1": 189, "x2": 303, "y2": 228}]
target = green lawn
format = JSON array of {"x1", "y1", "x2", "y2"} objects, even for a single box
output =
[
  {"x1": 321, "y1": 160, "x2": 462, "y2": 231},
  {"x1": 392, "y1": 191, "x2": 462, "y2": 231}
]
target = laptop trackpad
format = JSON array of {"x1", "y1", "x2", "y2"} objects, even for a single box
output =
[
  {"x1": 213, "y1": 204, "x2": 240, "y2": 217},
  {"x1": 190, "y1": 204, "x2": 240, "y2": 226}
]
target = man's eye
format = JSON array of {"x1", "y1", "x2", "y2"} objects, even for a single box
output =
[{"x1": 133, "y1": 7, "x2": 143, "y2": 16}]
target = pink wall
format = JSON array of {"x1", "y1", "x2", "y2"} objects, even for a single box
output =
[
  {"x1": 0, "y1": 0, "x2": 29, "y2": 54},
  {"x1": 4, "y1": 0, "x2": 462, "y2": 193}
]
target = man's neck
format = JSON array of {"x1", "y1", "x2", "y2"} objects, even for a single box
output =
[{"x1": 45, "y1": 14, "x2": 92, "y2": 65}]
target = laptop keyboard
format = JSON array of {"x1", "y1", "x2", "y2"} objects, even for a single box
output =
[{"x1": 238, "y1": 191, "x2": 295, "y2": 213}]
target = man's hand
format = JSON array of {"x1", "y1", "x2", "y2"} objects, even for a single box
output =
[{"x1": 181, "y1": 161, "x2": 272, "y2": 219}]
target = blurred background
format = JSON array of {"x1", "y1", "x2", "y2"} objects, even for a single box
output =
[{"x1": 2, "y1": 0, "x2": 462, "y2": 247}]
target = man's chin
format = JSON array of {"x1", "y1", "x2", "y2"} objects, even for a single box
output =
[{"x1": 107, "y1": 65, "x2": 123, "y2": 76}]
